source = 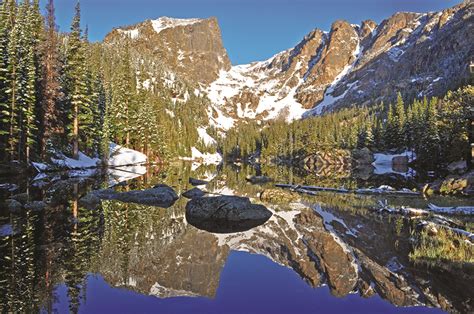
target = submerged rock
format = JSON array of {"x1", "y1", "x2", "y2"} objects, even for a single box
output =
[
  {"x1": 90, "y1": 184, "x2": 179, "y2": 208},
  {"x1": 79, "y1": 193, "x2": 102, "y2": 210},
  {"x1": 24, "y1": 201, "x2": 46, "y2": 212},
  {"x1": 259, "y1": 189, "x2": 300, "y2": 204},
  {"x1": 10, "y1": 193, "x2": 29, "y2": 205},
  {"x1": 182, "y1": 188, "x2": 206, "y2": 199},
  {"x1": 245, "y1": 175, "x2": 273, "y2": 184},
  {"x1": 186, "y1": 196, "x2": 272, "y2": 233},
  {"x1": 6, "y1": 199, "x2": 23, "y2": 214},
  {"x1": 189, "y1": 178, "x2": 209, "y2": 186}
]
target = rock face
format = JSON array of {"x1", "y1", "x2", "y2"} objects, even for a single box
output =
[
  {"x1": 185, "y1": 196, "x2": 272, "y2": 233},
  {"x1": 304, "y1": 149, "x2": 352, "y2": 171},
  {"x1": 104, "y1": 17, "x2": 231, "y2": 85},
  {"x1": 103, "y1": 2, "x2": 473, "y2": 132}
]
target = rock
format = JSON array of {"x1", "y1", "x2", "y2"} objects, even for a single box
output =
[
  {"x1": 91, "y1": 185, "x2": 179, "y2": 208},
  {"x1": 245, "y1": 175, "x2": 273, "y2": 184},
  {"x1": 182, "y1": 188, "x2": 206, "y2": 199},
  {"x1": 24, "y1": 201, "x2": 46, "y2": 212},
  {"x1": 5, "y1": 199, "x2": 23, "y2": 214},
  {"x1": 392, "y1": 155, "x2": 409, "y2": 166},
  {"x1": 189, "y1": 178, "x2": 209, "y2": 186},
  {"x1": 0, "y1": 224, "x2": 14, "y2": 237},
  {"x1": 185, "y1": 196, "x2": 272, "y2": 233},
  {"x1": 10, "y1": 193, "x2": 29, "y2": 205},
  {"x1": 447, "y1": 161, "x2": 467, "y2": 174},
  {"x1": 352, "y1": 148, "x2": 374, "y2": 165},
  {"x1": 79, "y1": 193, "x2": 102, "y2": 210}
]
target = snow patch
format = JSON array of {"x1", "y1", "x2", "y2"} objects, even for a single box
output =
[
  {"x1": 197, "y1": 127, "x2": 217, "y2": 147},
  {"x1": 181, "y1": 147, "x2": 222, "y2": 165},
  {"x1": 151, "y1": 17, "x2": 203, "y2": 34},
  {"x1": 108, "y1": 143, "x2": 148, "y2": 167},
  {"x1": 51, "y1": 152, "x2": 99, "y2": 170}
]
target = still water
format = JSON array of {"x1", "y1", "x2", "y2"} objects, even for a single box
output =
[{"x1": 0, "y1": 162, "x2": 472, "y2": 313}]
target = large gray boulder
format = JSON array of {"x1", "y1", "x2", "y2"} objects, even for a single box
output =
[
  {"x1": 186, "y1": 196, "x2": 272, "y2": 233},
  {"x1": 88, "y1": 184, "x2": 179, "y2": 208}
]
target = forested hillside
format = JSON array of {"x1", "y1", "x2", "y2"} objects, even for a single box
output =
[
  {"x1": 0, "y1": 0, "x2": 217, "y2": 167},
  {"x1": 221, "y1": 86, "x2": 473, "y2": 169}
]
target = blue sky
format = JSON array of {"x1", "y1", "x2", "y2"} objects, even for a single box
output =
[{"x1": 52, "y1": 0, "x2": 461, "y2": 65}]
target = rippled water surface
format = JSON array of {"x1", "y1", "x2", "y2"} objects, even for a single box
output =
[{"x1": 0, "y1": 163, "x2": 472, "y2": 313}]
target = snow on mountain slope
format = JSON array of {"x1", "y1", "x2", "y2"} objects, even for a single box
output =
[
  {"x1": 205, "y1": 1, "x2": 472, "y2": 124},
  {"x1": 151, "y1": 17, "x2": 203, "y2": 34}
]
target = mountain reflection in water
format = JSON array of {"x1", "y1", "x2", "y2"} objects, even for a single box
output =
[{"x1": 0, "y1": 163, "x2": 472, "y2": 313}]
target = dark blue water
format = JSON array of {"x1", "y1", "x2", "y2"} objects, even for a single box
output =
[{"x1": 50, "y1": 251, "x2": 444, "y2": 314}]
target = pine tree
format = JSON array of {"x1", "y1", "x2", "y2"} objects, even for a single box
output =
[
  {"x1": 0, "y1": 1, "x2": 12, "y2": 159},
  {"x1": 395, "y1": 92, "x2": 406, "y2": 148},
  {"x1": 65, "y1": 1, "x2": 88, "y2": 159},
  {"x1": 40, "y1": 0, "x2": 63, "y2": 156},
  {"x1": 110, "y1": 43, "x2": 135, "y2": 146}
]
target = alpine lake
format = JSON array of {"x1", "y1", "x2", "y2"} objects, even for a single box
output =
[{"x1": 0, "y1": 161, "x2": 473, "y2": 314}]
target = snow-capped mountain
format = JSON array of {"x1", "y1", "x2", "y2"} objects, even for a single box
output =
[{"x1": 104, "y1": 1, "x2": 473, "y2": 131}]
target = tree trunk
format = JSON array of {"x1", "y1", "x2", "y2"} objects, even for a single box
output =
[{"x1": 73, "y1": 102, "x2": 79, "y2": 159}]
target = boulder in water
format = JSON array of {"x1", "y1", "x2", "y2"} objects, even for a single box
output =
[
  {"x1": 24, "y1": 201, "x2": 46, "y2": 212},
  {"x1": 186, "y1": 195, "x2": 272, "y2": 233},
  {"x1": 89, "y1": 184, "x2": 179, "y2": 208}
]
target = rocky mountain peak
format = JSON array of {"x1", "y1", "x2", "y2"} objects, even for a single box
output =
[{"x1": 105, "y1": 16, "x2": 231, "y2": 85}]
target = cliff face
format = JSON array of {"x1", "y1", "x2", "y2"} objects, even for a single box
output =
[
  {"x1": 206, "y1": 1, "x2": 473, "y2": 127},
  {"x1": 103, "y1": 1, "x2": 473, "y2": 131},
  {"x1": 105, "y1": 16, "x2": 231, "y2": 85}
]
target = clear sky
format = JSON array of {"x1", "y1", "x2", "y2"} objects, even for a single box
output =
[{"x1": 51, "y1": 0, "x2": 461, "y2": 65}]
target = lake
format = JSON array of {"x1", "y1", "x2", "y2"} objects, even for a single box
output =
[{"x1": 0, "y1": 162, "x2": 472, "y2": 313}]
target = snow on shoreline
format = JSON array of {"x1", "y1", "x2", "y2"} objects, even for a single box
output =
[
  {"x1": 180, "y1": 147, "x2": 222, "y2": 165},
  {"x1": 109, "y1": 143, "x2": 147, "y2": 167},
  {"x1": 372, "y1": 151, "x2": 417, "y2": 177},
  {"x1": 33, "y1": 143, "x2": 148, "y2": 173}
]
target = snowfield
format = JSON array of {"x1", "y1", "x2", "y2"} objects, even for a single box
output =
[{"x1": 108, "y1": 143, "x2": 148, "y2": 167}]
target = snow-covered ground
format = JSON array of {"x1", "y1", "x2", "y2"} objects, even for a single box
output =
[
  {"x1": 197, "y1": 127, "x2": 217, "y2": 146},
  {"x1": 108, "y1": 143, "x2": 148, "y2": 167},
  {"x1": 180, "y1": 147, "x2": 222, "y2": 165},
  {"x1": 206, "y1": 57, "x2": 308, "y2": 129}
]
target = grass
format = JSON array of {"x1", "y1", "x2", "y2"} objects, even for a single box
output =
[{"x1": 409, "y1": 227, "x2": 474, "y2": 269}]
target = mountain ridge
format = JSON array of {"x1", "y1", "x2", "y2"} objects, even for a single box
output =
[{"x1": 103, "y1": 1, "x2": 473, "y2": 133}]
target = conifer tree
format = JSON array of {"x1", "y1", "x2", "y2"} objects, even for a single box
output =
[
  {"x1": 40, "y1": 0, "x2": 63, "y2": 155},
  {"x1": 0, "y1": 1, "x2": 11, "y2": 159},
  {"x1": 65, "y1": 1, "x2": 88, "y2": 159}
]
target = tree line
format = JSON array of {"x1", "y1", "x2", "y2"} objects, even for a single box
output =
[{"x1": 220, "y1": 86, "x2": 473, "y2": 169}]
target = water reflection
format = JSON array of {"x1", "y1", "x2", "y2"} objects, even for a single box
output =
[{"x1": 0, "y1": 163, "x2": 472, "y2": 313}]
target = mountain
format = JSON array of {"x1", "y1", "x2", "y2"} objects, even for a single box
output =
[{"x1": 104, "y1": 1, "x2": 473, "y2": 132}]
